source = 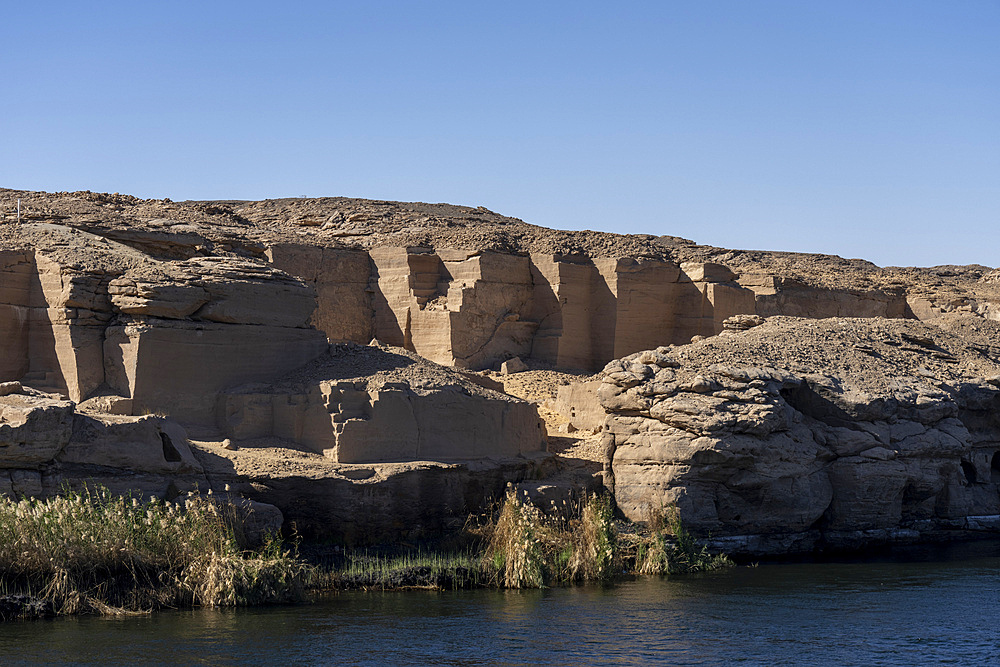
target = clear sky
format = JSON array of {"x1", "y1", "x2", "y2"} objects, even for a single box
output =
[{"x1": 4, "y1": 1, "x2": 997, "y2": 268}]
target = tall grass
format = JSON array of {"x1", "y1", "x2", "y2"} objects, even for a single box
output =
[
  {"x1": 477, "y1": 488, "x2": 730, "y2": 588},
  {"x1": 630, "y1": 504, "x2": 734, "y2": 575},
  {"x1": 485, "y1": 489, "x2": 547, "y2": 587},
  {"x1": 317, "y1": 550, "x2": 487, "y2": 590},
  {"x1": 481, "y1": 489, "x2": 620, "y2": 587},
  {"x1": 0, "y1": 486, "x2": 733, "y2": 612},
  {"x1": 0, "y1": 487, "x2": 308, "y2": 615}
]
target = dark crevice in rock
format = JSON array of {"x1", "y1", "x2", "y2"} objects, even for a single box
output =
[
  {"x1": 960, "y1": 460, "x2": 978, "y2": 485},
  {"x1": 160, "y1": 432, "x2": 182, "y2": 463}
]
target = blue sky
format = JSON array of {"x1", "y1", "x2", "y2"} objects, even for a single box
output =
[{"x1": 3, "y1": 1, "x2": 997, "y2": 267}]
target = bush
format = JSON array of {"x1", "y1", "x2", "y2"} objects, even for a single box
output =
[
  {"x1": 485, "y1": 489, "x2": 547, "y2": 588},
  {"x1": 481, "y1": 489, "x2": 621, "y2": 587}
]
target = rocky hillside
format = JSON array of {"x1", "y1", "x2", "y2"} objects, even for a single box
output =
[
  {"x1": 4, "y1": 188, "x2": 995, "y2": 316},
  {"x1": 1, "y1": 187, "x2": 998, "y2": 551}
]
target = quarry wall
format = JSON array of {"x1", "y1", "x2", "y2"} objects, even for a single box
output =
[{"x1": 268, "y1": 245, "x2": 760, "y2": 371}]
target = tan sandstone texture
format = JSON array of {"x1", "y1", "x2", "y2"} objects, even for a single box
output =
[
  {"x1": 218, "y1": 343, "x2": 545, "y2": 463},
  {"x1": 1, "y1": 187, "x2": 999, "y2": 551},
  {"x1": 596, "y1": 316, "x2": 1000, "y2": 555}
]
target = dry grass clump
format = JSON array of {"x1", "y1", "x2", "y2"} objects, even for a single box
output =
[
  {"x1": 482, "y1": 488, "x2": 619, "y2": 588},
  {"x1": 0, "y1": 487, "x2": 308, "y2": 615},
  {"x1": 485, "y1": 489, "x2": 547, "y2": 588},
  {"x1": 481, "y1": 489, "x2": 732, "y2": 588},
  {"x1": 629, "y1": 505, "x2": 734, "y2": 575}
]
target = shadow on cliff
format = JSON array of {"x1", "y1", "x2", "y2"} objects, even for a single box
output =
[
  {"x1": 187, "y1": 441, "x2": 541, "y2": 546},
  {"x1": 20, "y1": 258, "x2": 70, "y2": 396},
  {"x1": 780, "y1": 383, "x2": 859, "y2": 428},
  {"x1": 368, "y1": 258, "x2": 406, "y2": 348},
  {"x1": 525, "y1": 255, "x2": 619, "y2": 372}
]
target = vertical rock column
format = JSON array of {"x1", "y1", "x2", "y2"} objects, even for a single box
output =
[
  {"x1": 0, "y1": 251, "x2": 32, "y2": 381},
  {"x1": 527, "y1": 256, "x2": 755, "y2": 370},
  {"x1": 441, "y1": 250, "x2": 535, "y2": 369},
  {"x1": 596, "y1": 257, "x2": 683, "y2": 360},
  {"x1": 528, "y1": 255, "x2": 610, "y2": 370},
  {"x1": 369, "y1": 248, "x2": 536, "y2": 369},
  {"x1": 25, "y1": 253, "x2": 113, "y2": 401}
]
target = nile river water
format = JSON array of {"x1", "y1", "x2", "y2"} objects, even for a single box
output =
[{"x1": 1, "y1": 541, "x2": 997, "y2": 666}]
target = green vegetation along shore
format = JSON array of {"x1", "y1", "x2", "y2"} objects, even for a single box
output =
[
  {"x1": 0, "y1": 486, "x2": 732, "y2": 620},
  {"x1": 0, "y1": 487, "x2": 307, "y2": 619},
  {"x1": 307, "y1": 488, "x2": 733, "y2": 591}
]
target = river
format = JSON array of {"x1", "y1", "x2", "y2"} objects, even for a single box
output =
[{"x1": 2, "y1": 541, "x2": 997, "y2": 666}]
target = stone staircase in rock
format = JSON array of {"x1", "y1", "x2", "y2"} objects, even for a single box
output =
[
  {"x1": 323, "y1": 383, "x2": 372, "y2": 424},
  {"x1": 410, "y1": 271, "x2": 448, "y2": 308}
]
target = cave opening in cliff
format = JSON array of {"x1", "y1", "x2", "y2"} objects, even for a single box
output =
[
  {"x1": 960, "y1": 460, "x2": 977, "y2": 485},
  {"x1": 160, "y1": 432, "x2": 182, "y2": 463},
  {"x1": 991, "y1": 452, "x2": 1000, "y2": 484}
]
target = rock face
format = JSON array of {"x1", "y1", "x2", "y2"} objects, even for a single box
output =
[
  {"x1": 0, "y1": 386, "x2": 206, "y2": 500},
  {"x1": 0, "y1": 381, "x2": 548, "y2": 545},
  {"x1": 3, "y1": 188, "x2": 1000, "y2": 551},
  {"x1": 195, "y1": 445, "x2": 551, "y2": 544},
  {"x1": 7, "y1": 189, "x2": 1000, "y2": 375},
  {"x1": 271, "y1": 246, "x2": 756, "y2": 371},
  {"x1": 0, "y1": 224, "x2": 328, "y2": 427},
  {"x1": 0, "y1": 393, "x2": 75, "y2": 468},
  {"x1": 553, "y1": 380, "x2": 605, "y2": 431},
  {"x1": 0, "y1": 216, "x2": 551, "y2": 544},
  {"x1": 218, "y1": 343, "x2": 546, "y2": 463},
  {"x1": 738, "y1": 273, "x2": 909, "y2": 320},
  {"x1": 599, "y1": 317, "x2": 1000, "y2": 555}
]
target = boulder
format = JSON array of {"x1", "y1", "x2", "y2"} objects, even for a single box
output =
[
  {"x1": 500, "y1": 357, "x2": 529, "y2": 375},
  {"x1": 0, "y1": 394, "x2": 75, "y2": 467}
]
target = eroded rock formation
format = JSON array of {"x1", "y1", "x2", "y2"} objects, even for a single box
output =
[
  {"x1": 2, "y1": 187, "x2": 999, "y2": 551},
  {"x1": 0, "y1": 214, "x2": 550, "y2": 542},
  {"x1": 0, "y1": 387, "x2": 204, "y2": 499},
  {"x1": 598, "y1": 317, "x2": 1000, "y2": 554},
  {"x1": 271, "y1": 246, "x2": 755, "y2": 371},
  {"x1": 0, "y1": 224, "x2": 328, "y2": 421},
  {"x1": 219, "y1": 343, "x2": 545, "y2": 463}
]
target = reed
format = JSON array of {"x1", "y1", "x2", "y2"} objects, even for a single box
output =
[
  {"x1": 0, "y1": 486, "x2": 733, "y2": 611},
  {"x1": 472, "y1": 490, "x2": 732, "y2": 586},
  {"x1": 317, "y1": 550, "x2": 487, "y2": 590},
  {"x1": 314, "y1": 490, "x2": 732, "y2": 591},
  {"x1": 630, "y1": 504, "x2": 734, "y2": 575},
  {"x1": 484, "y1": 488, "x2": 547, "y2": 588},
  {"x1": 0, "y1": 487, "x2": 309, "y2": 615}
]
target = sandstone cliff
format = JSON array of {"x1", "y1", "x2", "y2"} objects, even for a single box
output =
[
  {"x1": 6, "y1": 189, "x2": 997, "y2": 376},
  {"x1": 2, "y1": 187, "x2": 998, "y2": 551},
  {"x1": 12, "y1": 188, "x2": 998, "y2": 376},
  {"x1": 0, "y1": 207, "x2": 550, "y2": 543},
  {"x1": 598, "y1": 316, "x2": 1000, "y2": 555}
]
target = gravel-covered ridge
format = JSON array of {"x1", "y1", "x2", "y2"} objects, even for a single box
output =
[{"x1": 608, "y1": 315, "x2": 1000, "y2": 400}]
